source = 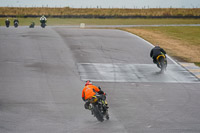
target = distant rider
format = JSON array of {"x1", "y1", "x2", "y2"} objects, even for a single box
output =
[
  {"x1": 29, "y1": 22, "x2": 35, "y2": 28},
  {"x1": 40, "y1": 15, "x2": 47, "y2": 24},
  {"x1": 82, "y1": 80, "x2": 107, "y2": 110},
  {"x1": 13, "y1": 18, "x2": 19, "y2": 24},
  {"x1": 150, "y1": 46, "x2": 166, "y2": 64},
  {"x1": 5, "y1": 19, "x2": 10, "y2": 27}
]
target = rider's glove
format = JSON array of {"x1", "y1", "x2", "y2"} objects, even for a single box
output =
[
  {"x1": 98, "y1": 86, "x2": 101, "y2": 90},
  {"x1": 98, "y1": 90, "x2": 104, "y2": 94},
  {"x1": 82, "y1": 97, "x2": 86, "y2": 101}
]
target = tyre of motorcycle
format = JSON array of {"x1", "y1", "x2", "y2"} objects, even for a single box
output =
[
  {"x1": 158, "y1": 56, "x2": 167, "y2": 72},
  {"x1": 93, "y1": 104, "x2": 104, "y2": 122},
  {"x1": 14, "y1": 22, "x2": 18, "y2": 28},
  {"x1": 6, "y1": 22, "x2": 10, "y2": 28},
  {"x1": 41, "y1": 23, "x2": 46, "y2": 28}
]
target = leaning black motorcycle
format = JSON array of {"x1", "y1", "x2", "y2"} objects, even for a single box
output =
[
  {"x1": 29, "y1": 22, "x2": 35, "y2": 28},
  {"x1": 156, "y1": 54, "x2": 167, "y2": 72},
  {"x1": 88, "y1": 93, "x2": 109, "y2": 122},
  {"x1": 14, "y1": 21, "x2": 18, "y2": 28}
]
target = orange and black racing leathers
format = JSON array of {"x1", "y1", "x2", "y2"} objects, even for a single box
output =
[
  {"x1": 82, "y1": 85, "x2": 100, "y2": 101},
  {"x1": 82, "y1": 84, "x2": 105, "y2": 109}
]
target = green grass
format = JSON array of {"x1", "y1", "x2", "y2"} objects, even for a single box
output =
[
  {"x1": 195, "y1": 62, "x2": 200, "y2": 67},
  {"x1": 136, "y1": 26, "x2": 200, "y2": 46},
  {"x1": 1, "y1": 18, "x2": 200, "y2": 26}
]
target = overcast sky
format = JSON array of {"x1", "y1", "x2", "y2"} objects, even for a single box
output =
[{"x1": 0, "y1": 0, "x2": 200, "y2": 8}]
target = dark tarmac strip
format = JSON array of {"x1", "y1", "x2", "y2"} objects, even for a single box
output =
[{"x1": 0, "y1": 26, "x2": 200, "y2": 133}]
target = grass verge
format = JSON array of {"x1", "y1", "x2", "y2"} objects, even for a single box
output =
[{"x1": 194, "y1": 62, "x2": 200, "y2": 67}]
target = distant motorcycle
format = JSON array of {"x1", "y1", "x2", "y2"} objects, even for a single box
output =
[
  {"x1": 40, "y1": 15, "x2": 47, "y2": 28},
  {"x1": 14, "y1": 21, "x2": 19, "y2": 28},
  {"x1": 156, "y1": 54, "x2": 167, "y2": 72},
  {"x1": 29, "y1": 22, "x2": 35, "y2": 28},
  {"x1": 5, "y1": 20, "x2": 10, "y2": 28},
  {"x1": 88, "y1": 93, "x2": 109, "y2": 122}
]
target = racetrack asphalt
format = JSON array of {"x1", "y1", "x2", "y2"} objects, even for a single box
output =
[{"x1": 0, "y1": 26, "x2": 200, "y2": 133}]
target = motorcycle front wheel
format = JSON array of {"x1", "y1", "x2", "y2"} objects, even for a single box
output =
[{"x1": 93, "y1": 104, "x2": 104, "y2": 122}]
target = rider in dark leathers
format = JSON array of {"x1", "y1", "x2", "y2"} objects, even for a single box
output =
[
  {"x1": 5, "y1": 19, "x2": 10, "y2": 27},
  {"x1": 150, "y1": 46, "x2": 166, "y2": 64},
  {"x1": 13, "y1": 18, "x2": 19, "y2": 27}
]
